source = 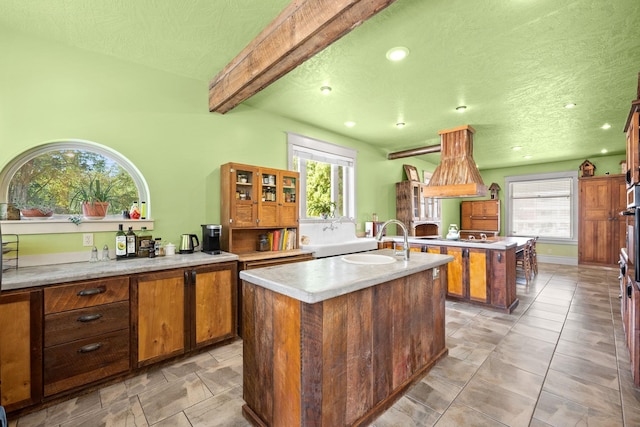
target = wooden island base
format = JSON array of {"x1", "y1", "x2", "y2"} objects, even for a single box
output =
[{"x1": 241, "y1": 267, "x2": 447, "y2": 427}]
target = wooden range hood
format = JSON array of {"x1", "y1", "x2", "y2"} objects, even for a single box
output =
[{"x1": 389, "y1": 125, "x2": 487, "y2": 198}]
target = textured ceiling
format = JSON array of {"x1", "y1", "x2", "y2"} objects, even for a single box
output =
[{"x1": 1, "y1": 0, "x2": 639, "y2": 170}]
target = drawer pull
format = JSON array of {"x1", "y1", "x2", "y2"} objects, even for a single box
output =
[
  {"x1": 77, "y1": 287, "x2": 105, "y2": 297},
  {"x1": 78, "y1": 343, "x2": 102, "y2": 353},
  {"x1": 77, "y1": 313, "x2": 103, "y2": 323}
]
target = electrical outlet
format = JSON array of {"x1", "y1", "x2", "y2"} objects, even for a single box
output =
[{"x1": 83, "y1": 233, "x2": 94, "y2": 247}]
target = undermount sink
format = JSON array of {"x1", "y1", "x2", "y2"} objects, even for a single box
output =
[{"x1": 341, "y1": 253, "x2": 397, "y2": 265}]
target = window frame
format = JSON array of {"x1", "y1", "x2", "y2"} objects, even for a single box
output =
[
  {"x1": 504, "y1": 171, "x2": 578, "y2": 245},
  {"x1": 287, "y1": 132, "x2": 357, "y2": 221},
  {"x1": 0, "y1": 139, "x2": 152, "y2": 234}
]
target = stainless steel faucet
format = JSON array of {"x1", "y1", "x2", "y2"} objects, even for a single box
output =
[{"x1": 376, "y1": 219, "x2": 410, "y2": 261}]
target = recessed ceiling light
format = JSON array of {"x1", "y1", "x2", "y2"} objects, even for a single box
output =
[
  {"x1": 564, "y1": 103, "x2": 576, "y2": 109},
  {"x1": 396, "y1": 122, "x2": 406, "y2": 128},
  {"x1": 344, "y1": 121, "x2": 356, "y2": 128},
  {"x1": 601, "y1": 149, "x2": 608, "y2": 154},
  {"x1": 455, "y1": 106, "x2": 467, "y2": 112},
  {"x1": 601, "y1": 123, "x2": 611, "y2": 129},
  {"x1": 523, "y1": 155, "x2": 532, "y2": 159},
  {"x1": 386, "y1": 47, "x2": 409, "y2": 61},
  {"x1": 512, "y1": 146, "x2": 522, "y2": 151},
  {"x1": 320, "y1": 86, "x2": 332, "y2": 94}
]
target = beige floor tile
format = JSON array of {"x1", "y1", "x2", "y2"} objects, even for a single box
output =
[
  {"x1": 532, "y1": 390, "x2": 623, "y2": 427},
  {"x1": 542, "y1": 369, "x2": 622, "y2": 416},
  {"x1": 433, "y1": 402, "x2": 507, "y2": 427}
]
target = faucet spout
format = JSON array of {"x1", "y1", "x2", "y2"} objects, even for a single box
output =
[{"x1": 376, "y1": 219, "x2": 410, "y2": 261}]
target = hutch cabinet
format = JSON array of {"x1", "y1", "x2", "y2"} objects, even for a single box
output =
[
  {"x1": 460, "y1": 200, "x2": 500, "y2": 239},
  {"x1": 0, "y1": 289, "x2": 42, "y2": 411},
  {"x1": 221, "y1": 162, "x2": 300, "y2": 253},
  {"x1": 579, "y1": 174, "x2": 626, "y2": 266},
  {"x1": 132, "y1": 262, "x2": 237, "y2": 367},
  {"x1": 395, "y1": 180, "x2": 441, "y2": 237}
]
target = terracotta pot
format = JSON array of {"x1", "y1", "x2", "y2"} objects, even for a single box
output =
[{"x1": 82, "y1": 201, "x2": 110, "y2": 220}]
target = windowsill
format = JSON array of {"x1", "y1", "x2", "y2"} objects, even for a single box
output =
[{"x1": 1, "y1": 217, "x2": 154, "y2": 235}]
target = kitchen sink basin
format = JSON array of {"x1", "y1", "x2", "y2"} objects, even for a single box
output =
[{"x1": 341, "y1": 253, "x2": 396, "y2": 265}]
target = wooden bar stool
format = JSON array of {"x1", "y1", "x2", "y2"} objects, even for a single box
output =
[
  {"x1": 530, "y1": 236, "x2": 538, "y2": 276},
  {"x1": 516, "y1": 239, "x2": 533, "y2": 285}
]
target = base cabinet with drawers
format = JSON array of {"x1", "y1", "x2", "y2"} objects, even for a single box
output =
[
  {"x1": 43, "y1": 277, "x2": 130, "y2": 396},
  {"x1": 0, "y1": 290, "x2": 42, "y2": 412},
  {"x1": 132, "y1": 262, "x2": 237, "y2": 367}
]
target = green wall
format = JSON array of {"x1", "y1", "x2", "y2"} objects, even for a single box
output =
[{"x1": 0, "y1": 26, "x2": 436, "y2": 257}]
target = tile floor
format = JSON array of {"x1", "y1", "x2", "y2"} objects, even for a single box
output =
[{"x1": 10, "y1": 263, "x2": 640, "y2": 426}]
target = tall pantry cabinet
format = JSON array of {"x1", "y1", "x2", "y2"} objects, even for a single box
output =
[{"x1": 578, "y1": 174, "x2": 626, "y2": 266}]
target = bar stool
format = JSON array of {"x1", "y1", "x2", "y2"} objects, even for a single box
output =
[
  {"x1": 516, "y1": 239, "x2": 533, "y2": 285},
  {"x1": 530, "y1": 236, "x2": 538, "y2": 276}
]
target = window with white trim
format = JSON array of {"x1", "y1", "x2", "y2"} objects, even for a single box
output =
[
  {"x1": 505, "y1": 171, "x2": 578, "y2": 243},
  {"x1": 287, "y1": 132, "x2": 356, "y2": 220}
]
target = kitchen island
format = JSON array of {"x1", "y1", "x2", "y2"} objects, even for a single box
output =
[
  {"x1": 382, "y1": 236, "x2": 523, "y2": 313},
  {"x1": 239, "y1": 249, "x2": 453, "y2": 427}
]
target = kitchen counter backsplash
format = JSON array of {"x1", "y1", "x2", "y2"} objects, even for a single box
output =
[{"x1": 1, "y1": 251, "x2": 238, "y2": 291}]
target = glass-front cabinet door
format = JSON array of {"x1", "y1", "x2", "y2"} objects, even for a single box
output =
[
  {"x1": 231, "y1": 167, "x2": 257, "y2": 227},
  {"x1": 258, "y1": 169, "x2": 279, "y2": 227},
  {"x1": 280, "y1": 172, "x2": 298, "y2": 226}
]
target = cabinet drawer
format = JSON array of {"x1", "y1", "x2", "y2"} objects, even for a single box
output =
[
  {"x1": 44, "y1": 277, "x2": 129, "y2": 314},
  {"x1": 45, "y1": 301, "x2": 129, "y2": 347},
  {"x1": 44, "y1": 329, "x2": 130, "y2": 396}
]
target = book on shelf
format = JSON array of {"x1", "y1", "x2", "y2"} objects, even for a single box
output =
[{"x1": 266, "y1": 228, "x2": 297, "y2": 251}]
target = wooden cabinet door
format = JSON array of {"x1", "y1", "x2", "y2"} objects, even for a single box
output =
[
  {"x1": 626, "y1": 110, "x2": 639, "y2": 186},
  {"x1": 279, "y1": 171, "x2": 299, "y2": 227},
  {"x1": 227, "y1": 164, "x2": 258, "y2": 227},
  {"x1": 190, "y1": 263, "x2": 237, "y2": 349},
  {"x1": 133, "y1": 270, "x2": 186, "y2": 367},
  {"x1": 579, "y1": 175, "x2": 625, "y2": 266},
  {"x1": 467, "y1": 248, "x2": 488, "y2": 302},
  {"x1": 445, "y1": 247, "x2": 464, "y2": 297},
  {"x1": 257, "y1": 168, "x2": 279, "y2": 227},
  {"x1": 0, "y1": 290, "x2": 42, "y2": 411},
  {"x1": 460, "y1": 202, "x2": 472, "y2": 230}
]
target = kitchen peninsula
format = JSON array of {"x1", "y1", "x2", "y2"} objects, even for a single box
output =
[
  {"x1": 239, "y1": 249, "x2": 453, "y2": 427},
  {"x1": 381, "y1": 236, "x2": 523, "y2": 313}
]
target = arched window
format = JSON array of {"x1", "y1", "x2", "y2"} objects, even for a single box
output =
[{"x1": 1, "y1": 140, "x2": 150, "y2": 232}]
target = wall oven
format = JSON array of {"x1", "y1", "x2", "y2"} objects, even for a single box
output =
[{"x1": 626, "y1": 185, "x2": 640, "y2": 281}]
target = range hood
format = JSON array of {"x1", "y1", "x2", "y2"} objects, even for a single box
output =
[{"x1": 422, "y1": 125, "x2": 487, "y2": 198}]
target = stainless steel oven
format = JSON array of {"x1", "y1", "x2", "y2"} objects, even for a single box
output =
[{"x1": 626, "y1": 185, "x2": 640, "y2": 281}]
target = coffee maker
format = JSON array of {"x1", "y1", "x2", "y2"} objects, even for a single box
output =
[{"x1": 201, "y1": 224, "x2": 222, "y2": 255}]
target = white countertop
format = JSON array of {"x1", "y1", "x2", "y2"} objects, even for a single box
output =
[
  {"x1": 1, "y1": 251, "x2": 239, "y2": 291},
  {"x1": 385, "y1": 235, "x2": 525, "y2": 250},
  {"x1": 239, "y1": 249, "x2": 453, "y2": 304}
]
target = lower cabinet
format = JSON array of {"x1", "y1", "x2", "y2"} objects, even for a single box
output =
[
  {"x1": 443, "y1": 246, "x2": 489, "y2": 302},
  {"x1": 43, "y1": 277, "x2": 130, "y2": 396},
  {"x1": 0, "y1": 290, "x2": 42, "y2": 411},
  {"x1": 132, "y1": 261, "x2": 237, "y2": 367},
  {"x1": 619, "y1": 251, "x2": 640, "y2": 386}
]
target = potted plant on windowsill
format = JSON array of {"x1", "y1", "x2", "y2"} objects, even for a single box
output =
[
  {"x1": 308, "y1": 200, "x2": 336, "y2": 219},
  {"x1": 72, "y1": 177, "x2": 114, "y2": 220}
]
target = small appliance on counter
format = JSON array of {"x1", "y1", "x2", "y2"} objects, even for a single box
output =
[
  {"x1": 179, "y1": 233, "x2": 199, "y2": 254},
  {"x1": 201, "y1": 224, "x2": 222, "y2": 255}
]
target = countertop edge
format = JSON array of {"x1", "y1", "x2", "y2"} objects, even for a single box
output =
[
  {"x1": 1, "y1": 251, "x2": 239, "y2": 291},
  {"x1": 240, "y1": 249, "x2": 454, "y2": 304}
]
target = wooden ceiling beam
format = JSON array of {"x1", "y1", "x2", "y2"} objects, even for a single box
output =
[{"x1": 209, "y1": 0, "x2": 398, "y2": 114}]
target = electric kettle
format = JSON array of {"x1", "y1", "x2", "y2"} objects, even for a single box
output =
[{"x1": 179, "y1": 234, "x2": 199, "y2": 254}]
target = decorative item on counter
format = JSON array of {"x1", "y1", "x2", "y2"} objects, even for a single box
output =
[
  {"x1": 257, "y1": 234, "x2": 269, "y2": 252},
  {"x1": 489, "y1": 182, "x2": 501, "y2": 200},
  {"x1": 129, "y1": 201, "x2": 140, "y2": 219},
  {"x1": 89, "y1": 246, "x2": 99, "y2": 262},
  {"x1": 126, "y1": 227, "x2": 137, "y2": 257},
  {"x1": 122, "y1": 210, "x2": 130, "y2": 219},
  {"x1": 115, "y1": 224, "x2": 127, "y2": 259},
  {"x1": 164, "y1": 242, "x2": 175, "y2": 256},
  {"x1": 154, "y1": 238, "x2": 162, "y2": 256},
  {"x1": 446, "y1": 224, "x2": 460, "y2": 240},
  {"x1": 102, "y1": 244, "x2": 110, "y2": 261}
]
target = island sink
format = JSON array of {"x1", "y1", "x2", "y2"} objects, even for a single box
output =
[{"x1": 341, "y1": 253, "x2": 396, "y2": 264}]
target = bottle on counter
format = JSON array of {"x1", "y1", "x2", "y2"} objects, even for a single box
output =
[
  {"x1": 137, "y1": 226, "x2": 152, "y2": 258},
  {"x1": 126, "y1": 227, "x2": 137, "y2": 257},
  {"x1": 115, "y1": 224, "x2": 127, "y2": 259},
  {"x1": 129, "y1": 201, "x2": 140, "y2": 219},
  {"x1": 154, "y1": 238, "x2": 162, "y2": 256}
]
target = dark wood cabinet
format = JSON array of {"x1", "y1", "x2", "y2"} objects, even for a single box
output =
[
  {"x1": 43, "y1": 276, "x2": 130, "y2": 396},
  {"x1": 619, "y1": 250, "x2": 640, "y2": 386},
  {"x1": 625, "y1": 100, "x2": 640, "y2": 186},
  {"x1": 132, "y1": 262, "x2": 237, "y2": 367},
  {"x1": 579, "y1": 174, "x2": 626, "y2": 266},
  {"x1": 0, "y1": 290, "x2": 42, "y2": 411},
  {"x1": 460, "y1": 200, "x2": 500, "y2": 237}
]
